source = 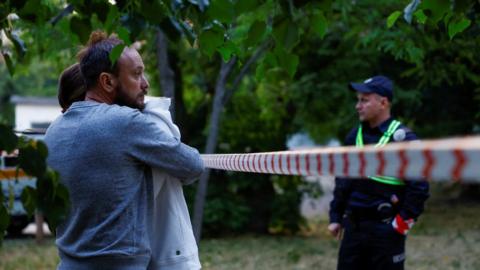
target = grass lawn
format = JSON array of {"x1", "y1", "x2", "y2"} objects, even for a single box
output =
[{"x1": 1, "y1": 193, "x2": 479, "y2": 269}]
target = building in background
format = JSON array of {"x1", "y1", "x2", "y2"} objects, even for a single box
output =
[{"x1": 10, "y1": 95, "x2": 61, "y2": 132}]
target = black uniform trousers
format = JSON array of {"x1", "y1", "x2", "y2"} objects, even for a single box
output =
[{"x1": 337, "y1": 218, "x2": 406, "y2": 270}]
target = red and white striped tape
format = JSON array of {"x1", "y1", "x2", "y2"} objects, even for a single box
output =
[{"x1": 201, "y1": 136, "x2": 480, "y2": 182}]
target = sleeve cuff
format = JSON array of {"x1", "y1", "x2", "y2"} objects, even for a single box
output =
[{"x1": 329, "y1": 213, "x2": 342, "y2": 224}]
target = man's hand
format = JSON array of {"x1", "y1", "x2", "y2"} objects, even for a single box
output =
[{"x1": 328, "y1": 222, "x2": 343, "y2": 240}]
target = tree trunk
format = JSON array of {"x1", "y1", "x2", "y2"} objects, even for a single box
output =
[
  {"x1": 155, "y1": 29, "x2": 176, "y2": 118},
  {"x1": 192, "y1": 43, "x2": 269, "y2": 241},
  {"x1": 192, "y1": 58, "x2": 236, "y2": 241}
]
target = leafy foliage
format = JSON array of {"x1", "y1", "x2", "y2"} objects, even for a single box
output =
[{"x1": 262, "y1": 0, "x2": 480, "y2": 143}]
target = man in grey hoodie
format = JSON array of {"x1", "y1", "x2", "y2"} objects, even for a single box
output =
[{"x1": 45, "y1": 31, "x2": 204, "y2": 270}]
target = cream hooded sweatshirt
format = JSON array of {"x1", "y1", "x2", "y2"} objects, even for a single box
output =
[{"x1": 144, "y1": 97, "x2": 201, "y2": 270}]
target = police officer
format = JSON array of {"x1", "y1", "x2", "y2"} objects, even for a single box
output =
[{"x1": 328, "y1": 75, "x2": 429, "y2": 270}]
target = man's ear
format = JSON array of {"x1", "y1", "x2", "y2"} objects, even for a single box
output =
[
  {"x1": 99, "y1": 72, "x2": 117, "y2": 93},
  {"x1": 382, "y1": 97, "x2": 392, "y2": 109}
]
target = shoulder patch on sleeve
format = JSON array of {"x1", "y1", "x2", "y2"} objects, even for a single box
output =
[{"x1": 393, "y1": 128, "x2": 407, "y2": 141}]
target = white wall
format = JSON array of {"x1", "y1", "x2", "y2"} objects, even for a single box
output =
[{"x1": 15, "y1": 104, "x2": 62, "y2": 131}]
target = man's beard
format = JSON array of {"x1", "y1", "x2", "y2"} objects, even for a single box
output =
[{"x1": 114, "y1": 83, "x2": 145, "y2": 110}]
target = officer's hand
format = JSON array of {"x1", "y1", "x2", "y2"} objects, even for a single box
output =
[{"x1": 328, "y1": 223, "x2": 343, "y2": 240}]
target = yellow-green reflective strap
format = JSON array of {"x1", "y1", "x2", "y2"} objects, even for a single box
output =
[
  {"x1": 355, "y1": 120, "x2": 405, "y2": 185},
  {"x1": 356, "y1": 125, "x2": 364, "y2": 147},
  {"x1": 369, "y1": 176, "x2": 405, "y2": 186},
  {"x1": 377, "y1": 120, "x2": 401, "y2": 146}
]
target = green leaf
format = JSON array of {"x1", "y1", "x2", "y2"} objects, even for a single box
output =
[
  {"x1": 57, "y1": 16, "x2": 71, "y2": 35},
  {"x1": 18, "y1": 140, "x2": 48, "y2": 177},
  {"x1": 273, "y1": 19, "x2": 299, "y2": 52},
  {"x1": 109, "y1": 44, "x2": 126, "y2": 65},
  {"x1": 16, "y1": 0, "x2": 41, "y2": 23},
  {"x1": 387, "y1": 11, "x2": 402, "y2": 28},
  {"x1": 117, "y1": 27, "x2": 132, "y2": 46},
  {"x1": 414, "y1": 9, "x2": 427, "y2": 24},
  {"x1": 198, "y1": 27, "x2": 225, "y2": 58},
  {"x1": 2, "y1": 53, "x2": 15, "y2": 76},
  {"x1": 207, "y1": 0, "x2": 235, "y2": 24},
  {"x1": 405, "y1": 44, "x2": 425, "y2": 65},
  {"x1": 104, "y1": 4, "x2": 119, "y2": 33},
  {"x1": 92, "y1": 1, "x2": 111, "y2": 23},
  {"x1": 37, "y1": 175, "x2": 53, "y2": 202},
  {"x1": 264, "y1": 52, "x2": 278, "y2": 67},
  {"x1": 246, "y1": 21, "x2": 266, "y2": 48},
  {"x1": 234, "y1": 0, "x2": 257, "y2": 14},
  {"x1": 0, "y1": 3, "x2": 8, "y2": 21},
  {"x1": 311, "y1": 11, "x2": 328, "y2": 38},
  {"x1": 55, "y1": 180, "x2": 70, "y2": 204},
  {"x1": 275, "y1": 48, "x2": 299, "y2": 78},
  {"x1": 448, "y1": 17, "x2": 471, "y2": 40},
  {"x1": 264, "y1": 67, "x2": 288, "y2": 83},
  {"x1": 255, "y1": 62, "x2": 267, "y2": 82},
  {"x1": 217, "y1": 40, "x2": 238, "y2": 62},
  {"x1": 140, "y1": 1, "x2": 167, "y2": 25},
  {"x1": 453, "y1": 0, "x2": 475, "y2": 13},
  {"x1": 307, "y1": 0, "x2": 333, "y2": 11},
  {"x1": 420, "y1": 0, "x2": 450, "y2": 24},
  {"x1": 255, "y1": 52, "x2": 277, "y2": 81},
  {"x1": 70, "y1": 16, "x2": 92, "y2": 44},
  {"x1": 0, "y1": 124, "x2": 18, "y2": 152},
  {"x1": 21, "y1": 186, "x2": 37, "y2": 218},
  {"x1": 35, "y1": 169, "x2": 70, "y2": 232}
]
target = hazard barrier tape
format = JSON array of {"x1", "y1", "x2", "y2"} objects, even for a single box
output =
[
  {"x1": 2, "y1": 136, "x2": 478, "y2": 182},
  {"x1": 201, "y1": 136, "x2": 480, "y2": 182}
]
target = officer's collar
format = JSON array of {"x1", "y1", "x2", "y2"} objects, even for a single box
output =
[{"x1": 361, "y1": 117, "x2": 395, "y2": 133}]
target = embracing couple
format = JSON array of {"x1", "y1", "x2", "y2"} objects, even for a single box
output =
[{"x1": 45, "y1": 31, "x2": 203, "y2": 270}]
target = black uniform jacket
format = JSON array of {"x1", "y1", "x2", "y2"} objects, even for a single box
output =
[{"x1": 329, "y1": 117, "x2": 430, "y2": 224}]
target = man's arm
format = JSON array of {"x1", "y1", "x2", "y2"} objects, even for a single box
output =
[
  {"x1": 329, "y1": 177, "x2": 353, "y2": 224},
  {"x1": 126, "y1": 111, "x2": 204, "y2": 180},
  {"x1": 328, "y1": 128, "x2": 357, "y2": 238},
  {"x1": 399, "y1": 180, "x2": 430, "y2": 220},
  {"x1": 328, "y1": 177, "x2": 353, "y2": 239}
]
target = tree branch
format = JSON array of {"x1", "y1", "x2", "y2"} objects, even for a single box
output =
[
  {"x1": 222, "y1": 40, "x2": 270, "y2": 105},
  {"x1": 49, "y1": 4, "x2": 74, "y2": 26},
  {"x1": 215, "y1": 57, "x2": 237, "y2": 94},
  {"x1": 155, "y1": 29, "x2": 176, "y2": 117}
]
